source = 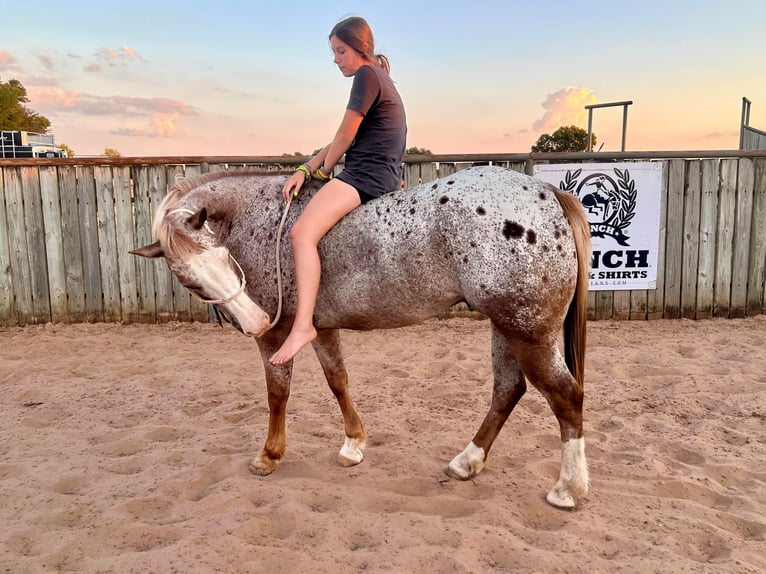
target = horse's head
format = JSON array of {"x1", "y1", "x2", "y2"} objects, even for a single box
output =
[{"x1": 130, "y1": 186, "x2": 272, "y2": 338}]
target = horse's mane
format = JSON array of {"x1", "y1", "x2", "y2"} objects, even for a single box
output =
[{"x1": 154, "y1": 168, "x2": 293, "y2": 259}]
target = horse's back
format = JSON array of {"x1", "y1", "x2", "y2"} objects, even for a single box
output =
[{"x1": 315, "y1": 166, "x2": 579, "y2": 333}]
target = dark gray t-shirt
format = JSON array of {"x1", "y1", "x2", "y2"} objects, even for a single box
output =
[{"x1": 336, "y1": 64, "x2": 407, "y2": 198}]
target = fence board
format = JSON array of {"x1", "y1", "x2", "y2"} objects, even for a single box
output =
[
  {"x1": 663, "y1": 160, "x2": 684, "y2": 318},
  {"x1": 21, "y1": 167, "x2": 51, "y2": 323},
  {"x1": 95, "y1": 166, "x2": 121, "y2": 322},
  {"x1": 113, "y1": 166, "x2": 139, "y2": 323},
  {"x1": 612, "y1": 290, "x2": 630, "y2": 320},
  {"x1": 747, "y1": 158, "x2": 766, "y2": 315},
  {"x1": 58, "y1": 166, "x2": 86, "y2": 322},
  {"x1": 0, "y1": 168, "x2": 14, "y2": 324},
  {"x1": 696, "y1": 160, "x2": 718, "y2": 319},
  {"x1": 4, "y1": 168, "x2": 32, "y2": 324},
  {"x1": 77, "y1": 166, "x2": 104, "y2": 322},
  {"x1": 681, "y1": 161, "x2": 701, "y2": 318},
  {"x1": 647, "y1": 164, "x2": 669, "y2": 319},
  {"x1": 147, "y1": 165, "x2": 174, "y2": 322},
  {"x1": 39, "y1": 166, "x2": 68, "y2": 322},
  {"x1": 715, "y1": 159, "x2": 737, "y2": 317},
  {"x1": 132, "y1": 166, "x2": 157, "y2": 321},
  {"x1": 730, "y1": 159, "x2": 754, "y2": 317}
]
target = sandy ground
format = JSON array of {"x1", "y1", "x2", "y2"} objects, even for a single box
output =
[{"x1": 1, "y1": 316, "x2": 765, "y2": 574}]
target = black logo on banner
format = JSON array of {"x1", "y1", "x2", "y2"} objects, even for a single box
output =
[{"x1": 558, "y1": 168, "x2": 637, "y2": 246}]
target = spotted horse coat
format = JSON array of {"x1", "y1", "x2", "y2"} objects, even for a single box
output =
[{"x1": 131, "y1": 165, "x2": 592, "y2": 509}]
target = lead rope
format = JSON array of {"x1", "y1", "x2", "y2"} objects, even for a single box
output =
[{"x1": 270, "y1": 196, "x2": 293, "y2": 329}]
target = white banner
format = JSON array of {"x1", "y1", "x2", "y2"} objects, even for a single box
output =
[{"x1": 534, "y1": 162, "x2": 663, "y2": 291}]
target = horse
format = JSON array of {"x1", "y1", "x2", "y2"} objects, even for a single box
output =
[{"x1": 130, "y1": 165, "x2": 592, "y2": 509}]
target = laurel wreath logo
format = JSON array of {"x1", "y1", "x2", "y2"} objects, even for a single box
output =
[{"x1": 558, "y1": 167, "x2": 637, "y2": 246}]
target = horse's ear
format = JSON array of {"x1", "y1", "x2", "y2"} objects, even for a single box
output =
[
  {"x1": 130, "y1": 241, "x2": 164, "y2": 259},
  {"x1": 188, "y1": 207, "x2": 208, "y2": 231}
]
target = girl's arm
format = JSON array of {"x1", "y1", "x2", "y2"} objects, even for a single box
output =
[{"x1": 322, "y1": 108, "x2": 364, "y2": 171}]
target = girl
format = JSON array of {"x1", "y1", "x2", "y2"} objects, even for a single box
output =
[{"x1": 270, "y1": 16, "x2": 407, "y2": 364}]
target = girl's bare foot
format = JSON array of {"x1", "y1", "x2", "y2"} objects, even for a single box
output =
[{"x1": 269, "y1": 325, "x2": 317, "y2": 364}]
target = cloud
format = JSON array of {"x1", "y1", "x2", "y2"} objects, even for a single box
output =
[
  {"x1": 30, "y1": 88, "x2": 197, "y2": 118},
  {"x1": 85, "y1": 63, "x2": 101, "y2": 73},
  {"x1": 96, "y1": 46, "x2": 144, "y2": 65},
  {"x1": 37, "y1": 54, "x2": 54, "y2": 69},
  {"x1": 23, "y1": 75, "x2": 59, "y2": 87},
  {"x1": 111, "y1": 114, "x2": 180, "y2": 138},
  {"x1": 532, "y1": 87, "x2": 598, "y2": 134},
  {"x1": 0, "y1": 49, "x2": 20, "y2": 72}
]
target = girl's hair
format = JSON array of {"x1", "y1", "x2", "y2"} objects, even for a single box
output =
[{"x1": 330, "y1": 16, "x2": 390, "y2": 72}]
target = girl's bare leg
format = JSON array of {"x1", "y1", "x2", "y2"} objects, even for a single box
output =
[{"x1": 269, "y1": 179, "x2": 361, "y2": 365}]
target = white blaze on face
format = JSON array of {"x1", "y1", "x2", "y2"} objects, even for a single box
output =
[{"x1": 187, "y1": 247, "x2": 271, "y2": 337}]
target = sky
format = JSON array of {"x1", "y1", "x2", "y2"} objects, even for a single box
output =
[{"x1": 1, "y1": 0, "x2": 765, "y2": 157}]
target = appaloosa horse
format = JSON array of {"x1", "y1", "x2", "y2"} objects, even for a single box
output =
[{"x1": 131, "y1": 165, "x2": 591, "y2": 508}]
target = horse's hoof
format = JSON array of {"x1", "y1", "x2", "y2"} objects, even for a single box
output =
[
  {"x1": 337, "y1": 437, "x2": 365, "y2": 467},
  {"x1": 545, "y1": 483, "x2": 577, "y2": 509},
  {"x1": 248, "y1": 456, "x2": 277, "y2": 476},
  {"x1": 447, "y1": 442, "x2": 485, "y2": 480},
  {"x1": 444, "y1": 465, "x2": 472, "y2": 481}
]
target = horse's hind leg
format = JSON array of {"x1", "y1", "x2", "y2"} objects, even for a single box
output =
[
  {"x1": 312, "y1": 329, "x2": 367, "y2": 466},
  {"x1": 514, "y1": 338, "x2": 588, "y2": 509},
  {"x1": 447, "y1": 324, "x2": 526, "y2": 480}
]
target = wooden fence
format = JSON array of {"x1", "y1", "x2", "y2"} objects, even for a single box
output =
[{"x1": 1, "y1": 151, "x2": 765, "y2": 326}]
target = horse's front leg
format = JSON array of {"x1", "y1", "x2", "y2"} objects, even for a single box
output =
[
  {"x1": 249, "y1": 332, "x2": 293, "y2": 476},
  {"x1": 312, "y1": 328, "x2": 367, "y2": 467}
]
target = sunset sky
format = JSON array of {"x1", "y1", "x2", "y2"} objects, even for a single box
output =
[{"x1": 2, "y1": 0, "x2": 764, "y2": 157}]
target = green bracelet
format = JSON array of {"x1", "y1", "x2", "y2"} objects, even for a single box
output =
[
  {"x1": 296, "y1": 164, "x2": 311, "y2": 183},
  {"x1": 313, "y1": 164, "x2": 331, "y2": 181}
]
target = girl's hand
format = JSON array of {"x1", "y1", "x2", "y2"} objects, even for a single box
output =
[{"x1": 282, "y1": 170, "x2": 306, "y2": 202}]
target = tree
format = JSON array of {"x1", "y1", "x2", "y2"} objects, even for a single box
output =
[
  {"x1": 103, "y1": 148, "x2": 121, "y2": 157},
  {"x1": 406, "y1": 146, "x2": 432, "y2": 155},
  {"x1": 0, "y1": 78, "x2": 51, "y2": 133},
  {"x1": 531, "y1": 125, "x2": 596, "y2": 153},
  {"x1": 58, "y1": 143, "x2": 75, "y2": 157}
]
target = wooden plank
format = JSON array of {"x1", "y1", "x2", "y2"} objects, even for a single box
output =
[
  {"x1": 662, "y1": 160, "x2": 684, "y2": 319},
  {"x1": 147, "y1": 165, "x2": 174, "y2": 322},
  {"x1": 39, "y1": 165, "x2": 68, "y2": 322},
  {"x1": 94, "y1": 166, "x2": 121, "y2": 322},
  {"x1": 113, "y1": 166, "x2": 139, "y2": 323},
  {"x1": 0, "y1": 167, "x2": 13, "y2": 327},
  {"x1": 167, "y1": 165, "x2": 191, "y2": 321},
  {"x1": 714, "y1": 159, "x2": 737, "y2": 317},
  {"x1": 58, "y1": 166, "x2": 86, "y2": 322},
  {"x1": 586, "y1": 291, "x2": 596, "y2": 321},
  {"x1": 21, "y1": 167, "x2": 51, "y2": 323},
  {"x1": 681, "y1": 161, "x2": 701, "y2": 318},
  {"x1": 439, "y1": 163, "x2": 456, "y2": 177},
  {"x1": 0, "y1": 168, "x2": 15, "y2": 325},
  {"x1": 629, "y1": 289, "x2": 648, "y2": 320},
  {"x1": 696, "y1": 159, "x2": 718, "y2": 319},
  {"x1": 747, "y1": 158, "x2": 766, "y2": 315},
  {"x1": 420, "y1": 162, "x2": 438, "y2": 183},
  {"x1": 4, "y1": 168, "x2": 33, "y2": 324},
  {"x1": 403, "y1": 163, "x2": 420, "y2": 188},
  {"x1": 595, "y1": 290, "x2": 613, "y2": 320},
  {"x1": 730, "y1": 158, "x2": 754, "y2": 318},
  {"x1": 612, "y1": 290, "x2": 630, "y2": 320},
  {"x1": 647, "y1": 163, "x2": 669, "y2": 319},
  {"x1": 131, "y1": 165, "x2": 157, "y2": 321},
  {"x1": 77, "y1": 165, "x2": 104, "y2": 322}
]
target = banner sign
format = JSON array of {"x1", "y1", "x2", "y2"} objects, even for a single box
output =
[{"x1": 534, "y1": 162, "x2": 662, "y2": 291}]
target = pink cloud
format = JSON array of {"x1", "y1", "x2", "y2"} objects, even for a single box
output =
[
  {"x1": 85, "y1": 63, "x2": 101, "y2": 73},
  {"x1": 0, "y1": 49, "x2": 20, "y2": 72},
  {"x1": 96, "y1": 46, "x2": 143, "y2": 65},
  {"x1": 37, "y1": 54, "x2": 54, "y2": 69}
]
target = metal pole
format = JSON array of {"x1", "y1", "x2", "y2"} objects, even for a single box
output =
[
  {"x1": 740, "y1": 97, "x2": 751, "y2": 150},
  {"x1": 587, "y1": 109, "x2": 594, "y2": 152},
  {"x1": 621, "y1": 104, "x2": 629, "y2": 152}
]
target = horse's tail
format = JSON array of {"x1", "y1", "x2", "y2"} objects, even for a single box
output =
[{"x1": 554, "y1": 189, "x2": 592, "y2": 388}]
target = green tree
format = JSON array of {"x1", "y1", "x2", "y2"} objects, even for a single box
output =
[
  {"x1": 103, "y1": 148, "x2": 121, "y2": 157},
  {"x1": 531, "y1": 125, "x2": 596, "y2": 153},
  {"x1": 406, "y1": 146, "x2": 432, "y2": 155},
  {"x1": 58, "y1": 143, "x2": 75, "y2": 157},
  {"x1": 0, "y1": 78, "x2": 51, "y2": 133}
]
